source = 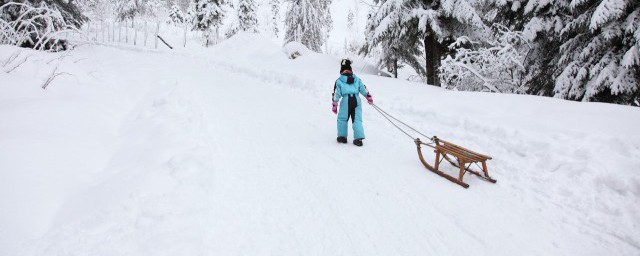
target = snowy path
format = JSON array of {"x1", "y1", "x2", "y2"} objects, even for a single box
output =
[{"x1": 1, "y1": 35, "x2": 639, "y2": 255}]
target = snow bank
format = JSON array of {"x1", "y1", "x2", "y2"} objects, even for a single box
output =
[
  {"x1": 283, "y1": 41, "x2": 310, "y2": 59},
  {"x1": 1, "y1": 35, "x2": 639, "y2": 255}
]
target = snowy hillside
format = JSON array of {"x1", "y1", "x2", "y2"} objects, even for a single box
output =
[{"x1": 1, "y1": 34, "x2": 639, "y2": 255}]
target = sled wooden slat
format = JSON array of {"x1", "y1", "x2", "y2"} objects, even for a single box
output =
[
  {"x1": 415, "y1": 137, "x2": 496, "y2": 189},
  {"x1": 436, "y1": 143, "x2": 486, "y2": 162},
  {"x1": 439, "y1": 139, "x2": 492, "y2": 160}
]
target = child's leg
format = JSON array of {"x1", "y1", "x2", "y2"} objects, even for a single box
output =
[
  {"x1": 337, "y1": 101, "x2": 349, "y2": 137},
  {"x1": 353, "y1": 105, "x2": 365, "y2": 139}
]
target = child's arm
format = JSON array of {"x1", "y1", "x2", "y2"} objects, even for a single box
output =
[
  {"x1": 332, "y1": 81, "x2": 342, "y2": 102},
  {"x1": 359, "y1": 79, "x2": 373, "y2": 104}
]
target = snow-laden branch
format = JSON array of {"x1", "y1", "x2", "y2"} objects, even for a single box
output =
[
  {"x1": 439, "y1": 24, "x2": 530, "y2": 93},
  {"x1": 0, "y1": 2, "x2": 80, "y2": 51}
]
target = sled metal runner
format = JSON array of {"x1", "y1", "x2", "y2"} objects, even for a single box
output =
[{"x1": 415, "y1": 136, "x2": 496, "y2": 188}]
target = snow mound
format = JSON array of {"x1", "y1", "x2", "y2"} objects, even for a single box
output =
[
  {"x1": 283, "y1": 41, "x2": 310, "y2": 59},
  {"x1": 212, "y1": 32, "x2": 286, "y2": 63}
]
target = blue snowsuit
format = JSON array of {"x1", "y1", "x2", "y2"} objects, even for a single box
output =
[{"x1": 333, "y1": 73, "x2": 370, "y2": 139}]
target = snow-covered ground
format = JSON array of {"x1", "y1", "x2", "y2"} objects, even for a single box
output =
[{"x1": 1, "y1": 34, "x2": 639, "y2": 255}]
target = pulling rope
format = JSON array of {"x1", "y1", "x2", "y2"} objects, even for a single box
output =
[{"x1": 370, "y1": 103, "x2": 434, "y2": 143}]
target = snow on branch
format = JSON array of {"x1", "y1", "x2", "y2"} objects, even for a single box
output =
[
  {"x1": 439, "y1": 24, "x2": 530, "y2": 93},
  {"x1": 0, "y1": 2, "x2": 79, "y2": 51},
  {"x1": 1, "y1": 50, "x2": 32, "y2": 73},
  {"x1": 589, "y1": 0, "x2": 627, "y2": 31}
]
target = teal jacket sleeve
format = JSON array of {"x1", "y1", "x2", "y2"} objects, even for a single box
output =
[
  {"x1": 332, "y1": 81, "x2": 342, "y2": 102},
  {"x1": 358, "y1": 78, "x2": 370, "y2": 97}
]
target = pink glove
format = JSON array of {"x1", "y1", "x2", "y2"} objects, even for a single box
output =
[
  {"x1": 366, "y1": 94, "x2": 373, "y2": 105},
  {"x1": 332, "y1": 102, "x2": 338, "y2": 114}
]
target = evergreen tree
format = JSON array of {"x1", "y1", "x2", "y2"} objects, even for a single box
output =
[
  {"x1": 169, "y1": 1, "x2": 185, "y2": 24},
  {"x1": 488, "y1": 0, "x2": 639, "y2": 105},
  {"x1": 284, "y1": 0, "x2": 332, "y2": 52},
  {"x1": 146, "y1": 0, "x2": 167, "y2": 20},
  {"x1": 1, "y1": 0, "x2": 85, "y2": 27},
  {"x1": 227, "y1": 0, "x2": 258, "y2": 37},
  {"x1": 363, "y1": 0, "x2": 486, "y2": 85},
  {"x1": 361, "y1": 1, "x2": 422, "y2": 78},
  {"x1": 116, "y1": 0, "x2": 142, "y2": 22},
  {"x1": 484, "y1": 0, "x2": 570, "y2": 96},
  {"x1": 189, "y1": 0, "x2": 225, "y2": 46},
  {"x1": 347, "y1": 8, "x2": 354, "y2": 33},
  {"x1": 554, "y1": 0, "x2": 639, "y2": 104},
  {"x1": 0, "y1": 0, "x2": 86, "y2": 50},
  {"x1": 270, "y1": 0, "x2": 280, "y2": 37}
]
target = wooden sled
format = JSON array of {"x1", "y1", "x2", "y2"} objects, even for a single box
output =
[{"x1": 415, "y1": 136, "x2": 496, "y2": 188}]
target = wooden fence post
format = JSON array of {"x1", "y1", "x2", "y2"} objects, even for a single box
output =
[
  {"x1": 101, "y1": 21, "x2": 105, "y2": 42},
  {"x1": 118, "y1": 22, "x2": 122, "y2": 43},
  {"x1": 87, "y1": 21, "x2": 91, "y2": 41},
  {"x1": 183, "y1": 22, "x2": 187, "y2": 48}
]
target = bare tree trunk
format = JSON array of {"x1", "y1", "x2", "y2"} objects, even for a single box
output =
[
  {"x1": 393, "y1": 59, "x2": 398, "y2": 78},
  {"x1": 424, "y1": 34, "x2": 441, "y2": 86}
]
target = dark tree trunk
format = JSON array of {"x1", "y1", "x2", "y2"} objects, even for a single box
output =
[
  {"x1": 393, "y1": 58, "x2": 398, "y2": 78},
  {"x1": 424, "y1": 33, "x2": 441, "y2": 86}
]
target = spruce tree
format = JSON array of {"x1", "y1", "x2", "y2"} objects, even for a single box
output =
[
  {"x1": 489, "y1": 0, "x2": 640, "y2": 105},
  {"x1": 270, "y1": 0, "x2": 280, "y2": 37},
  {"x1": 1, "y1": 0, "x2": 86, "y2": 27},
  {"x1": 363, "y1": 0, "x2": 486, "y2": 85},
  {"x1": 116, "y1": 0, "x2": 142, "y2": 22},
  {"x1": 284, "y1": 0, "x2": 332, "y2": 52},
  {"x1": 362, "y1": 0, "x2": 423, "y2": 78},
  {"x1": 554, "y1": 0, "x2": 639, "y2": 104},
  {"x1": 169, "y1": 1, "x2": 185, "y2": 24},
  {"x1": 231, "y1": 0, "x2": 258, "y2": 36},
  {"x1": 189, "y1": 0, "x2": 225, "y2": 46}
]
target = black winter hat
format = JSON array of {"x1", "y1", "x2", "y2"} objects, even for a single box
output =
[{"x1": 340, "y1": 59, "x2": 352, "y2": 73}]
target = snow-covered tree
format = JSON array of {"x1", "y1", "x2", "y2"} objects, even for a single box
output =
[
  {"x1": 238, "y1": 0, "x2": 258, "y2": 32},
  {"x1": 1, "y1": 0, "x2": 85, "y2": 28},
  {"x1": 347, "y1": 8, "x2": 354, "y2": 32},
  {"x1": 284, "y1": 0, "x2": 332, "y2": 52},
  {"x1": 483, "y1": 0, "x2": 570, "y2": 96},
  {"x1": 554, "y1": 0, "x2": 639, "y2": 104},
  {"x1": 189, "y1": 0, "x2": 226, "y2": 46},
  {"x1": 169, "y1": 1, "x2": 185, "y2": 24},
  {"x1": 269, "y1": 0, "x2": 279, "y2": 37},
  {"x1": 226, "y1": 0, "x2": 258, "y2": 37},
  {"x1": 362, "y1": 0, "x2": 425, "y2": 78},
  {"x1": 0, "y1": 0, "x2": 85, "y2": 50},
  {"x1": 487, "y1": 0, "x2": 640, "y2": 105},
  {"x1": 147, "y1": 0, "x2": 168, "y2": 20},
  {"x1": 363, "y1": 0, "x2": 487, "y2": 84},
  {"x1": 116, "y1": 0, "x2": 142, "y2": 22},
  {"x1": 186, "y1": 1, "x2": 196, "y2": 24}
]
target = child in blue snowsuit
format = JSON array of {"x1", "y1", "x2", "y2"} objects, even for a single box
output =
[{"x1": 332, "y1": 59, "x2": 373, "y2": 147}]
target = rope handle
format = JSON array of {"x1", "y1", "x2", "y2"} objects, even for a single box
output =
[{"x1": 370, "y1": 103, "x2": 434, "y2": 142}]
